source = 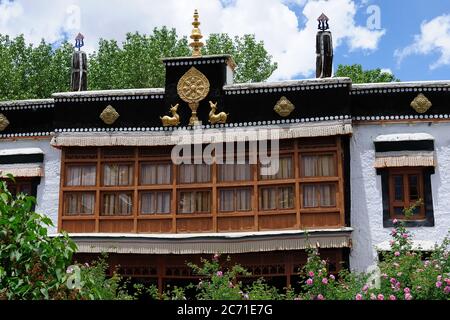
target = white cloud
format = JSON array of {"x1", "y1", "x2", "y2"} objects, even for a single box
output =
[
  {"x1": 380, "y1": 68, "x2": 392, "y2": 75},
  {"x1": 395, "y1": 14, "x2": 450, "y2": 70},
  {"x1": 0, "y1": 0, "x2": 385, "y2": 80}
]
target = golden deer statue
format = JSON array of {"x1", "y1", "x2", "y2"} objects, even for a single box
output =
[
  {"x1": 160, "y1": 104, "x2": 180, "y2": 127},
  {"x1": 208, "y1": 101, "x2": 228, "y2": 124}
]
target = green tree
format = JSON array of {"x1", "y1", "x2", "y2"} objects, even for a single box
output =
[
  {"x1": 203, "y1": 33, "x2": 277, "y2": 83},
  {"x1": 0, "y1": 35, "x2": 72, "y2": 101},
  {"x1": 335, "y1": 64, "x2": 400, "y2": 83}
]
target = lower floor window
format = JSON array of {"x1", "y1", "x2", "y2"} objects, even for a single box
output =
[
  {"x1": 102, "y1": 193, "x2": 133, "y2": 216},
  {"x1": 259, "y1": 185, "x2": 295, "y2": 210},
  {"x1": 379, "y1": 167, "x2": 434, "y2": 227},
  {"x1": 219, "y1": 188, "x2": 252, "y2": 212},
  {"x1": 303, "y1": 184, "x2": 337, "y2": 208},
  {"x1": 64, "y1": 192, "x2": 95, "y2": 215},
  {"x1": 140, "y1": 191, "x2": 171, "y2": 214},
  {"x1": 179, "y1": 191, "x2": 211, "y2": 214}
]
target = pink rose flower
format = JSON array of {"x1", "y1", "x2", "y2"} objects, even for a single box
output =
[
  {"x1": 317, "y1": 294, "x2": 324, "y2": 300},
  {"x1": 393, "y1": 219, "x2": 398, "y2": 224},
  {"x1": 390, "y1": 278, "x2": 397, "y2": 284},
  {"x1": 436, "y1": 281, "x2": 442, "y2": 288},
  {"x1": 402, "y1": 233, "x2": 408, "y2": 239},
  {"x1": 404, "y1": 287, "x2": 410, "y2": 294},
  {"x1": 389, "y1": 240, "x2": 395, "y2": 246},
  {"x1": 444, "y1": 286, "x2": 450, "y2": 294},
  {"x1": 355, "y1": 293, "x2": 363, "y2": 300},
  {"x1": 213, "y1": 253, "x2": 220, "y2": 261},
  {"x1": 381, "y1": 273, "x2": 388, "y2": 279},
  {"x1": 308, "y1": 271, "x2": 315, "y2": 277},
  {"x1": 322, "y1": 278, "x2": 328, "y2": 285},
  {"x1": 362, "y1": 285, "x2": 369, "y2": 292},
  {"x1": 389, "y1": 295, "x2": 396, "y2": 300},
  {"x1": 391, "y1": 229, "x2": 397, "y2": 236},
  {"x1": 437, "y1": 275, "x2": 442, "y2": 281},
  {"x1": 405, "y1": 293, "x2": 412, "y2": 300},
  {"x1": 306, "y1": 278, "x2": 313, "y2": 285},
  {"x1": 329, "y1": 274, "x2": 335, "y2": 280},
  {"x1": 394, "y1": 251, "x2": 400, "y2": 257},
  {"x1": 216, "y1": 271, "x2": 223, "y2": 277},
  {"x1": 370, "y1": 293, "x2": 376, "y2": 300},
  {"x1": 377, "y1": 294, "x2": 384, "y2": 301}
]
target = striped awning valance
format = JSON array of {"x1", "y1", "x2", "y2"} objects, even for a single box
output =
[
  {"x1": 50, "y1": 120, "x2": 353, "y2": 147},
  {"x1": 0, "y1": 163, "x2": 44, "y2": 177},
  {"x1": 374, "y1": 151, "x2": 435, "y2": 168},
  {"x1": 374, "y1": 133, "x2": 435, "y2": 168},
  {"x1": 65, "y1": 228, "x2": 353, "y2": 255}
]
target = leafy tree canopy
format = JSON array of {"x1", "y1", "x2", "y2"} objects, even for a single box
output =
[
  {"x1": 335, "y1": 64, "x2": 400, "y2": 83},
  {"x1": 0, "y1": 28, "x2": 278, "y2": 101}
]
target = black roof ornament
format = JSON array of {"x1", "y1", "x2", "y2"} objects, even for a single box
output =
[
  {"x1": 75, "y1": 33, "x2": 84, "y2": 51},
  {"x1": 317, "y1": 13, "x2": 329, "y2": 31}
]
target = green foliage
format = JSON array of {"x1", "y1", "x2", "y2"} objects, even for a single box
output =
[
  {"x1": 89, "y1": 27, "x2": 190, "y2": 89},
  {"x1": 188, "y1": 254, "x2": 250, "y2": 300},
  {"x1": 335, "y1": 64, "x2": 400, "y2": 83},
  {"x1": 0, "y1": 35, "x2": 72, "y2": 101},
  {"x1": 0, "y1": 177, "x2": 77, "y2": 299},
  {"x1": 68, "y1": 255, "x2": 134, "y2": 300},
  {"x1": 0, "y1": 29, "x2": 277, "y2": 100},
  {"x1": 203, "y1": 33, "x2": 277, "y2": 83}
]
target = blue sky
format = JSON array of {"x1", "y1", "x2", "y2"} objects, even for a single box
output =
[
  {"x1": 338, "y1": 0, "x2": 450, "y2": 81},
  {"x1": 0, "y1": 0, "x2": 449, "y2": 82}
]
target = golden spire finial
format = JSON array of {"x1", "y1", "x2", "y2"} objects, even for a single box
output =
[{"x1": 190, "y1": 9, "x2": 204, "y2": 57}]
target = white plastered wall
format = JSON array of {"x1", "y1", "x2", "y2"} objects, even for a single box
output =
[
  {"x1": 350, "y1": 122, "x2": 450, "y2": 272},
  {"x1": 0, "y1": 139, "x2": 61, "y2": 233}
]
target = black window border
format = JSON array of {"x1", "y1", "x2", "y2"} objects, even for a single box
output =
[{"x1": 377, "y1": 167, "x2": 435, "y2": 228}]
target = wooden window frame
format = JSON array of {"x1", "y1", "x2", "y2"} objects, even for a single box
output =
[
  {"x1": 218, "y1": 187, "x2": 253, "y2": 214},
  {"x1": 388, "y1": 168, "x2": 426, "y2": 220},
  {"x1": 59, "y1": 137, "x2": 346, "y2": 233}
]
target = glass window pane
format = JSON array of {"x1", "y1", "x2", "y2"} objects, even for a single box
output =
[
  {"x1": 102, "y1": 193, "x2": 132, "y2": 216},
  {"x1": 303, "y1": 185, "x2": 318, "y2": 208},
  {"x1": 64, "y1": 193, "x2": 95, "y2": 215},
  {"x1": 236, "y1": 189, "x2": 252, "y2": 211},
  {"x1": 220, "y1": 189, "x2": 235, "y2": 212},
  {"x1": 196, "y1": 191, "x2": 211, "y2": 212},
  {"x1": 141, "y1": 192, "x2": 156, "y2": 214},
  {"x1": 179, "y1": 192, "x2": 194, "y2": 213},
  {"x1": 180, "y1": 164, "x2": 211, "y2": 183},
  {"x1": 218, "y1": 164, "x2": 251, "y2": 182},
  {"x1": 66, "y1": 165, "x2": 96, "y2": 186},
  {"x1": 140, "y1": 163, "x2": 171, "y2": 185},
  {"x1": 260, "y1": 187, "x2": 277, "y2": 210},
  {"x1": 279, "y1": 186, "x2": 294, "y2": 209},
  {"x1": 319, "y1": 184, "x2": 336, "y2": 207},
  {"x1": 260, "y1": 157, "x2": 293, "y2": 180},
  {"x1": 141, "y1": 192, "x2": 171, "y2": 214},
  {"x1": 408, "y1": 175, "x2": 419, "y2": 201},
  {"x1": 302, "y1": 155, "x2": 336, "y2": 177},
  {"x1": 394, "y1": 175, "x2": 404, "y2": 201},
  {"x1": 179, "y1": 191, "x2": 211, "y2": 213},
  {"x1": 103, "y1": 164, "x2": 133, "y2": 186},
  {"x1": 394, "y1": 207, "x2": 404, "y2": 216}
]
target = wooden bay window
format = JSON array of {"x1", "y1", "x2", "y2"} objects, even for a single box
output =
[{"x1": 59, "y1": 137, "x2": 346, "y2": 233}]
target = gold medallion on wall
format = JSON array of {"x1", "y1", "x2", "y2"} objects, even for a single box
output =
[
  {"x1": 177, "y1": 67, "x2": 210, "y2": 125},
  {"x1": 410, "y1": 93, "x2": 432, "y2": 114},
  {"x1": 0, "y1": 113, "x2": 10, "y2": 131}
]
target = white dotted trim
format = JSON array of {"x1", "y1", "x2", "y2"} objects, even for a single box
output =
[
  {"x1": 0, "y1": 104, "x2": 54, "y2": 111},
  {"x1": 352, "y1": 114, "x2": 450, "y2": 121},
  {"x1": 225, "y1": 83, "x2": 348, "y2": 95},
  {"x1": 54, "y1": 95, "x2": 164, "y2": 103},
  {"x1": 164, "y1": 58, "x2": 227, "y2": 67},
  {"x1": 0, "y1": 132, "x2": 53, "y2": 138},
  {"x1": 53, "y1": 116, "x2": 352, "y2": 133},
  {"x1": 350, "y1": 87, "x2": 449, "y2": 95}
]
